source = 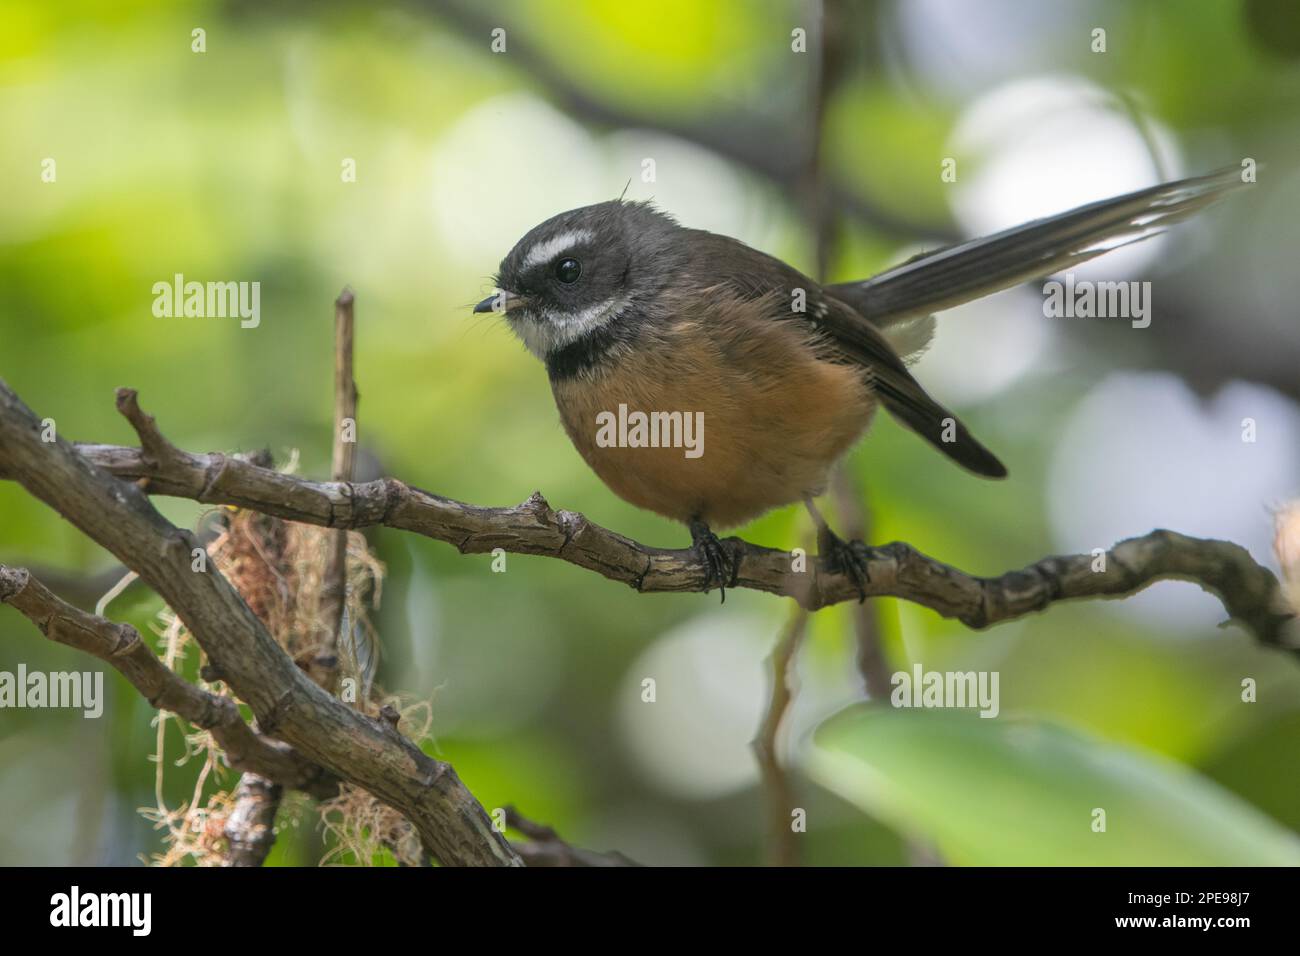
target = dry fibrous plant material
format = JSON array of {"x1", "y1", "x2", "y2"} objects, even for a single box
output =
[
  {"x1": 213, "y1": 509, "x2": 384, "y2": 688},
  {"x1": 141, "y1": 503, "x2": 400, "y2": 866},
  {"x1": 317, "y1": 698, "x2": 437, "y2": 868}
]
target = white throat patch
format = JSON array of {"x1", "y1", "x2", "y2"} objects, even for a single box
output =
[{"x1": 509, "y1": 294, "x2": 629, "y2": 360}]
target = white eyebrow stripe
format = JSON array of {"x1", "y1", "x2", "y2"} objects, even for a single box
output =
[{"x1": 521, "y1": 229, "x2": 593, "y2": 270}]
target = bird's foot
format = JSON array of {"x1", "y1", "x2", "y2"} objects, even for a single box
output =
[
  {"x1": 817, "y1": 524, "x2": 871, "y2": 603},
  {"x1": 689, "y1": 519, "x2": 738, "y2": 603}
]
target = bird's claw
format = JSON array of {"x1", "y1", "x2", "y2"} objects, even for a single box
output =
[
  {"x1": 690, "y1": 520, "x2": 738, "y2": 603},
  {"x1": 817, "y1": 525, "x2": 871, "y2": 603}
]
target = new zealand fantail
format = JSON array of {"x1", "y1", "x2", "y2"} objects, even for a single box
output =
[{"x1": 474, "y1": 169, "x2": 1242, "y2": 596}]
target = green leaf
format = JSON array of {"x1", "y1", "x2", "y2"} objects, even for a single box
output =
[{"x1": 809, "y1": 706, "x2": 1300, "y2": 866}]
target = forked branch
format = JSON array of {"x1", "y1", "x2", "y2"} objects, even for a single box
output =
[
  {"x1": 0, "y1": 378, "x2": 520, "y2": 867},
  {"x1": 15, "y1": 386, "x2": 1291, "y2": 655},
  {"x1": 0, "y1": 564, "x2": 332, "y2": 797}
]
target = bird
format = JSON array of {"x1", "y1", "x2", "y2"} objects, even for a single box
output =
[{"x1": 474, "y1": 169, "x2": 1245, "y2": 598}]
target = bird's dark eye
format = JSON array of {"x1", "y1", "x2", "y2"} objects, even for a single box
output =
[{"x1": 554, "y1": 257, "x2": 582, "y2": 283}]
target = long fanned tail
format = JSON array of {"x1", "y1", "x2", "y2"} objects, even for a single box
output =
[{"x1": 828, "y1": 167, "x2": 1247, "y2": 328}]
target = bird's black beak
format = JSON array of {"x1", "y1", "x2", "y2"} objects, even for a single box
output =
[{"x1": 473, "y1": 291, "x2": 526, "y2": 314}]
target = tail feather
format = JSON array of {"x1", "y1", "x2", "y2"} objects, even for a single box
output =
[
  {"x1": 873, "y1": 377, "x2": 1008, "y2": 478},
  {"x1": 829, "y1": 167, "x2": 1247, "y2": 327}
]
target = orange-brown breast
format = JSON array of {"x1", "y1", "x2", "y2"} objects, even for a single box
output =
[{"x1": 550, "y1": 292, "x2": 876, "y2": 528}]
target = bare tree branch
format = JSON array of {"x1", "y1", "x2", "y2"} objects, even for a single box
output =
[
  {"x1": 0, "y1": 564, "x2": 333, "y2": 798},
  {"x1": 503, "y1": 806, "x2": 638, "y2": 867},
  {"x1": 0, "y1": 562, "x2": 628, "y2": 867},
  {"x1": 21, "y1": 401, "x2": 1293, "y2": 653},
  {"x1": 0, "y1": 379, "x2": 521, "y2": 867},
  {"x1": 223, "y1": 775, "x2": 283, "y2": 867},
  {"x1": 1, "y1": 366, "x2": 1294, "y2": 870},
  {"x1": 320, "y1": 287, "x2": 359, "y2": 677},
  {"x1": 223, "y1": 290, "x2": 364, "y2": 865},
  {"x1": 752, "y1": 607, "x2": 809, "y2": 868}
]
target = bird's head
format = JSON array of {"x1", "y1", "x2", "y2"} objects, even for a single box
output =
[{"x1": 475, "y1": 200, "x2": 681, "y2": 360}]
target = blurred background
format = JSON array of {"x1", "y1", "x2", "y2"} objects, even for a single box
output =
[{"x1": 1, "y1": 0, "x2": 1299, "y2": 865}]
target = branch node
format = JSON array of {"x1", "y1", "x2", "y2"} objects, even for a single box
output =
[
  {"x1": 198, "y1": 452, "x2": 230, "y2": 501},
  {"x1": 378, "y1": 703, "x2": 402, "y2": 731},
  {"x1": 259, "y1": 688, "x2": 296, "y2": 735},
  {"x1": 114, "y1": 387, "x2": 176, "y2": 464},
  {"x1": 109, "y1": 623, "x2": 143, "y2": 656},
  {"x1": 523, "y1": 490, "x2": 552, "y2": 520},
  {"x1": 631, "y1": 555, "x2": 652, "y2": 593},
  {"x1": 0, "y1": 566, "x2": 29, "y2": 600},
  {"x1": 555, "y1": 509, "x2": 582, "y2": 551},
  {"x1": 380, "y1": 478, "x2": 407, "y2": 524}
]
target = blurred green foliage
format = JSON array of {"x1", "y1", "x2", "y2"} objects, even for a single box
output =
[
  {"x1": 0, "y1": 0, "x2": 1297, "y2": 865},
  {"x1": 813, "y1": 707, "x2": 1300, "y2": 865}
]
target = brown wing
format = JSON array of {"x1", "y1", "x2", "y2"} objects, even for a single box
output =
[{"x1": 683, "y1": 230, "x2": 1007, "y2": 479}]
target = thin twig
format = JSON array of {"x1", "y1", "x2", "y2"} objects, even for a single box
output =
[
  {"x1": 752, "y1": 608, "x2": 809, "y2": 867},
  {"x1": 320, "y1": 287, "x2": 359, "y2": 683},
  {"x1": 503, "y1": 805, "x2": 638, "y2": 867}
]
